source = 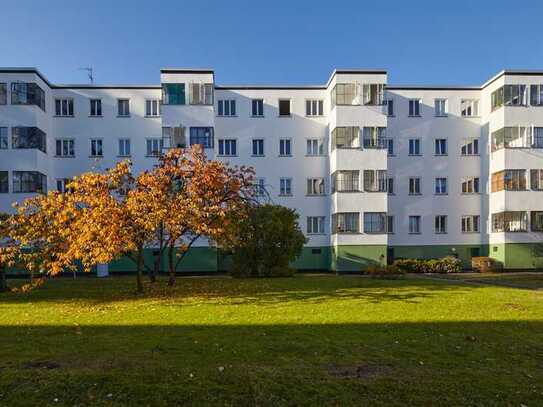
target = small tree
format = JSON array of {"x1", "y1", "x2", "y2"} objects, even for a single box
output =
[{"x1": 223, "y1": 204, "x2": 307, "y2": 277}]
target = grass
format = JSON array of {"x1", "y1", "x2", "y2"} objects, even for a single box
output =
[
  {"x1": 431, "y1": 272, "x2": 543, "y2": 290},
  {"x1": 0, "y1": 274, "x2": 542, "y2": 406}
]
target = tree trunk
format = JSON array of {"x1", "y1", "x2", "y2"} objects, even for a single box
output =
[
  {"x1": 136, "y1": 249, "x2": 144, "y2": 293},
  {"x1": 167, "y1": 244, "x2": 175, "y2": 286},
  {"x1": 0, "y1": 264, "x2": 7, "y2": 292}
]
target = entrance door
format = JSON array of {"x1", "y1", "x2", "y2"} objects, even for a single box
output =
[{"x1": 387, "y1": 248, "x2": 395, "y2": 264}]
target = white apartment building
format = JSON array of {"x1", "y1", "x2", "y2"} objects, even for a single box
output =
[{"x1": 1, "y1": 67, "x2": 543, "y2": 273}]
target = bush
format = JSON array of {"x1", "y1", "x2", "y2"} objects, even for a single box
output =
[
  {"x1": 393, "y1": 256, "x2": 462, "y2": 274},
  {"x1": 472, "y1": 256, "x2": 502, "y2": 273},
  {"x1": 366, "y1": 264, "x2": 405, "y2": 279},
  {"x1": 224, "y1": 204, "x2": 307, "y2": 278}
]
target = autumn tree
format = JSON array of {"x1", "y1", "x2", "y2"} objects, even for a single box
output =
[
  {"x1": 0, "y1": 213, "x2": 10, "y2": 291},
  {"x1": 153, "y1": 147, "x2": 255, "y2": 286}
]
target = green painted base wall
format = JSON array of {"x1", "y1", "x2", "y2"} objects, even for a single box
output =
[
  {"x1": 291, "y1": 246, "x2": 331, "y2": 270},
  {"x1": 489, "y1": 243, "x2": 543, "y2": 269},
  {"x1": 391, "y1": 245, "x2": 488, "y2": 269},
  {"x1": 331, "y1": 245, "x2": 387, "y2": 272}
]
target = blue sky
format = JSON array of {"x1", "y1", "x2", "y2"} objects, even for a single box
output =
[{"x1": 2, "y1": 0, "x2": 542, "y2": 86}]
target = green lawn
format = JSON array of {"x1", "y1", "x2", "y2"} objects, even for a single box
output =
[{"x1": 1, "y1": 275, "x2": 542, "y2": 406}]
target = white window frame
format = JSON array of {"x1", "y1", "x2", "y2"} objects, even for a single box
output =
[
  {"x1": 252, "y1": 139, "x2": 264, "y2": 156},
  {"x1": 89, "y1": 99, "x2": 102, "y2": 117},
  {"x1": 278, "y1": 99, "x2": 291, "y2": 117},
  {"x1": 409, "y1": 215, "x2": 421, "y2": 234},
  {"x1": 90, "y1": 139, "x2": 103, "y2": 157},
  {"x1": 279, "y1": 177, "x2": 292, "y2": 196},
  {"x1": 461, "y1": 138, "x2": 479, "y2": 155},
  {"x1": 462, "y1": 176, "x2": 480, "y2": 194},
  {"x1": 434, "y1": 98, "x2": 448, "y2": 117},
  {"x1": 145, "y1": 99, "x2": 161, "y2": 117},
  {"x1": 435, "y1": 177, "x2": 448, "y2": 195},
  {"x1": 118, "y1": 138, "x2": 131, "y2": 157},
  {"x1": 55, "y1": 138, "x2": 75, "y2": 157},
  {"x1": 279, "y1": 138, "x2": 292, "y2": 156},
  {"x1": 408, "y1": 99, "x2": 421, "y2": 117},
  {"x1": 146, "y1": 138, "x2": 162, "y2": 157},
  {"x1": 306, "y1": 99, "x2": 324, "y2": 116},
  {"x1": 0, "y1": 127, "x2": 8, "y2": 149},
  {"x1": 434, "y1": 138, "x2": 448, "y2": 156},
  {"x1": 218, "y1": 99, "x2": 236, "y2": 117},
  {"x1": 409, "y1": 177, "x2": 421, "y2": 195},
  {"x1": 461, "y1": 99, "x2": 480, "y2": 117},
  {"x1": 55, "y1": 98, "x2": 74, "y2": 117},
  {"x1": 462, "y1": 215, "x2": 480, "y2": 233},
  {"x1": 408, "y1": 138, "x2": 421, "y2": 155},
  {"x1": 306, "y1": 178, "x2": 325, "y2": 196},
  {"x1": 307, "y1": 216, "x2": 325, "y2": 234},
  {"x1": 434, "y1": 215, "x2": 447, "y2": 234},
  {"x1": 306, "y1": 138, "x2": 325, "y2": 156},
  {"x1": 218, "y1": 139, "x2": 237, "y2": 156},
  {"x1": 117, "y1": 99, "x2": 130, "y2": 117}
]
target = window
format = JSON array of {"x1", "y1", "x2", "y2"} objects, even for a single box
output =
[
  {"x1": 0, "y1": 127, "x2": 7, "y2": 149},
  {"x1": 434, "y1": 139, "x2": 447, "y2": 155},
  {"x1": 331, "y1": 83, "x2": 358, "y2": 106},
  {"x1": 251, "y1": 99, "x2": 264, "y2": 116},
  {"x1": 409, "y1": 216, "x2": 421, "y2": 234},
  {"x1": 306, "y1": 99, "x2": 324, "y2": 116},
  {"x1": 218, "y1": 100, "x2": 236, "y2": 116},
  {"x1": 491, "y1": 170, "x2": 526, "y2": 192},
  {"x1": 491, "y1": 85, "x2": 527, "y2": 111},
  {"x1": 307, "y1": 178, "x2": 325, "y2": 195},
  {"x1": 307, "y1": 216, "x2": 325, "y2": 234},
  {"x1": 461, "y1": 99, "x2": 479, "y2": 117},
  {"x1": 55, "y1": 98, "x2": 74, "y2": 116},
  {"x1": 332, "y1": 171, "x2": 359, "y2": 192},
  {"x1": 533, "y1": 127, "x2": 543, "y2": 148},
  {"x1": 12, "y1": 171, "x2": 47, "y2": 193},
  {"x1": 363, "y1": 212, "x2": 386, "y2": 234},
  {"x1": 218, "y1": 139, "x2": 237, "y2": 156},
  {"x1": 491, "y1": 126, "x2": 533, "y2": 151},
  {"x1": 278, "y1": 99, "x2": 291, "y2": 116},
  {"x1": 387, "y1": 178, "x2": 394, "y2": 194},
  {"x1": 332, "y1": 127, "x2": 359, "y2": 149},
  {"x1": 11, "y1": 82, "x2": 45, "y2": 111},
  {"x1": 117, "y1": 99, "x2": 130, "y2": 117},
  {"x1": 387, "y1": 139, "x2": 394, "y2": 156},
  {"x1": 530, "y1": 84, "x2": 543, "y2": 106},
  {"x1": 163, "y1": 126, "x2": 186, "y2": 149},
  {"x1": 363, "y1": 170, "x2": 387, "y2": 192},
  {"x1": 408, "y1": 99, "x2": 421, "y2": 116},
  {"x1": 90, "y1": 99, "x2": 102, "y2": 116},
  {"x1": 145, "y1": 99, "x2": 161, "y2": 117},
  {"x1": 531, "y1": 169, "x2": 543, "y2": 190},
  {"x1": 386, "y1": 215, "x2": 394, "y2": 234},
  {"x1": 162, "y1": 83, "x2": 185, "y2": 105},
  {"x1": 146, "y1": 138, "x2": 162, "y2": 156},
  {"x1": 118, "y1": 139, "x2": 131, "y2": 157},
  {"x1": 386, "y1": 99, "x2": 394, "y2": 116},
  {"x1": 90, "y1": 139, "x2": 103, "y2": 157},
  {"x1": 461, "y1": 138, "x2": 479, "y2": 155},
  {"x1": 11, "y1": 127, "x2": 46, "y2": 153},
  {"x1": 409, "y1": 177, "x2": 421, "y2": 195},
  {"x1": 306, "y1": 139, "x2": 325, "y2": 156},
  {"x1": 435, "y1": 178, "x2": 447, "y2": 194},
  {"x1": 254, "y1": 178, "x2": 266, "y2": 197},
  {"x1": 252, "y1": 139, "x2": 264, "y2": 156},
  {"x1": 434, "y1": 215, "x2": 447, "y2": 234},
  {"x1": 362, "y1": 127, "x2": 387, "y2": 149},
  {"x1": 434, "y1": 99, "x2": 448, "y2": 116},
  {"x1": 55, "y1": 139, "x2": 74, "y2": 157},
  {"x1": 56, "y1": 178, "x2": 72, "y2": 193},
  {"x1": 0, "y1": 83, "x2": 6, "y2": 105},
  {"x1": 332, "y1": 212, "x2": 359, "y2": 233},
  {"x1": 279, "y1": 139, "x2": 291, "y2": 156},
  {"x1": 190, "y1": 83, "x2": 213, "y2": 105},
  {"x1": 462, "y1": 177, "x2": 480, "y2": 193},
  {"x1": 189, "y1": 127, "x2": 214, "y2": 148},
  {"x1": 462, "y1": 215, "x2": 480, "y2": 233},
  {"x1": 362, "y1": 84, "x2": 385, "y2": 105},
  {"x1": 0, "y1": 171, "x2": 8, "y2": 193},
  {"x1": 408, "y1": 138, "x2": 421, "y2": 155},
  {"x1": 492, "y1": 211, "x2": 528, "y2": 232},
  {"x1": 531, "y1": 211, "x2": 543, "y2": 232},
  {"x1": 279, "y1": 178, "x2": 292, "y2": 196}
]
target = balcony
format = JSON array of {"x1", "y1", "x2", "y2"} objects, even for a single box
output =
[{"x1": 11, "y1": 127, "x2": 47, "y2": 153}]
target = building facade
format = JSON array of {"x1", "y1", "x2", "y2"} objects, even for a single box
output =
[{"x1": 1, "y1": 67, "x2": 542, "y2": 272}]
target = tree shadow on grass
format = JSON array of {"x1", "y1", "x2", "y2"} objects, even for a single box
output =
[
  {"x1": 0, "y1": 321, "x2": 542, "y2": 406},
  {"x1": 0, "y1": 275, "x2": 473, "y2": 307}
]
